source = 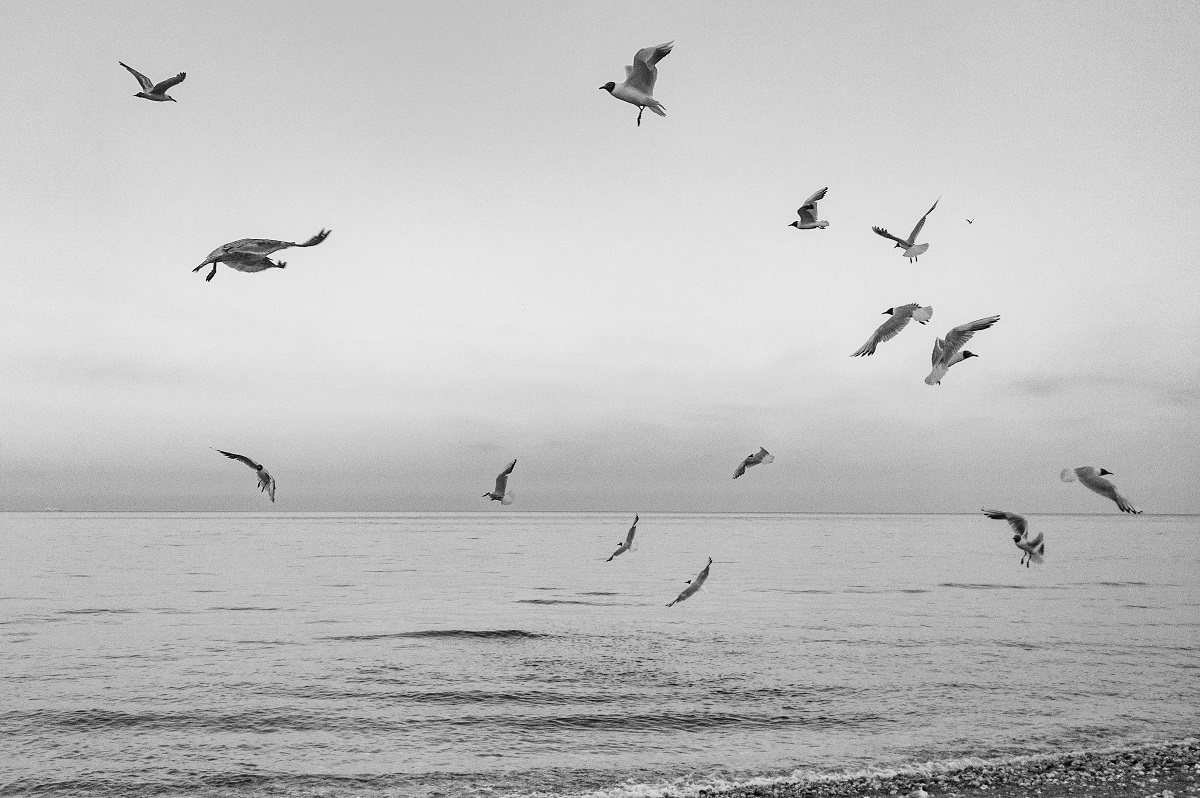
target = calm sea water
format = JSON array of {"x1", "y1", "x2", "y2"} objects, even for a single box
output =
[{"x1": 1, "y1": 511, "x2": 1197, "y2": 797}]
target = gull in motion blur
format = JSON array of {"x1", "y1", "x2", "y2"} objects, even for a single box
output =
[
  {"x1": 925, "y1": 315, "x2": 1000, "y2": 385},
  {"x1": 607, "y1": 514, "x2": 639, "y2": 561},
  {"x1": 733, "y1": 447, "x2": 774, "y2": 479},
  {"x1": 600, "y1": 41, "x2": 673, "y2": 126},
  {"x1": 851, "y1": 303, "x2": 932, "y2": 357},
  {"x1": 788, "y1": 187, "x2": 829, "y2": 230},
  {"x1": 483, "y1": 459, "x2": 517, "y2": 505},
  {"x1": 667, "y1": 557, "x2": 712, "y2": 607},
  {"x1": 193, "y1": 229, "x2": 330, "y2": 282},
  {"x1": 981, "y1": 509, "x2": 1043, "y2": 566},
  {"x1": 212, "y1": 449, "x2": 275, "y2": 502},
  {"x1": 872, "y1": 198, "x2": 940, "y2": 262},
  {"x1": 120, "y1": 62, "x2": 185, "y2": 102},
  {"x1": 1061, "y1": 467, "x2": 1142, "y2": 514}
]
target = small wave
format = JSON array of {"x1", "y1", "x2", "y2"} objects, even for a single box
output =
[
  {"x1": 321, "y1": 629, "x2": 549, "y2": 642},
  {"x1": 208, "y1": 606, "x2": 284, "y2": 612},
  {"x1": 940, "y1": 582, "x2": 1047, "y2": 591},
  {"x1": 517, "y1": 599, "x2": 607, "y2": 606},
  {"x1": 56, "y1": 608, "x2": 138, "y2": 616}
]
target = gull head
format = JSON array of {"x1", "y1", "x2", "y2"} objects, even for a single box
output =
[
  {"x1": 883, "y1": 307, "x2": 895, "y2": 315},
  {"x1": 787, "y1": 221, "x2": 800, "y2": 228},
  {"x1": 1099, "y1": 468, "x2": 1113, "y2": 476},
  {"x1": 962, "y1": 351, "x2": 978, "y2": 359},
  {"x1": 1013, "y1": 534, "x2": 1023, "y2": 543},
  {"x1": 599, "y1": 82, "x2": 616, "y2": 93}
]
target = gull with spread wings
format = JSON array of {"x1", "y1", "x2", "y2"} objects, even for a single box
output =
[
  {"x1": 872, "y1": 199, "x2": 939, "y2": 262},
  {"x1": 1061, "y1": 467, "x2": 1142, "y2": 514},
  {"x1": 667, "y1": 557, "x2": 712, "y2": 607},
  {"x1": 851, "y1": 304, "x2": 932, "y2": 357},
  {"x1": 607, "y1": 514, "x2": 639, "y2": 561},
  {"x1": 788, "y1": 187, "x2": 830, "y2": 230},
  {"x1": 212, "y1": 449, "x2": 275, "y2": 502},
  {"x1": 483, "y1": 459, "x2": 517, "y2": 505},
  {"x1": 733, "y1": 448, "x2": 774, "y2": 479},
  {"x1": 925, "y1": 315, "x2": 1000, "y2": 385},
  {"x1": 981, "y1": 509, "x2": 1044, "y2": 566},
  {"x1": 120, "y1": 62, "x2": 186, "y2": 102},
  {"x1": 600, "y1": 41, "x2": 673, "y2": 126},
  {"x1": 193, "y1": 230, "x2": 330, "y2": 282}
]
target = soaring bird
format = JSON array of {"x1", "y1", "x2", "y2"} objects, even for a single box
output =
[
  {"x1": 667, "y1": 557, "x2": 712, "y2": 607},
  {"x1": 600, "y1": 41, "x2": 673, "y2": 126},
  {"x1": 193, "y1": 230, "x2": 330, "y2": 282},
  {"x1": 483, "y1": 459, "x2": 517, "y2": 505},
  {"x1": 788, "y1": 187, "x2": 829, "y2": 230},
  {"x1": 1061, "y1": 467, "x2": 1142, "y2": 514},
  {"x1": 872, "y1": 199, "x2": 940, "y2": 262},
  {"x1": 119, "y1": 62, "x2": 186, "y2": 102},
  {"x1": 981, "y1": 509, "x2": 1043, "y2": 566},
  {"x1": 212, "y1": 449, "x2": 275, "y2": 502},
  {"x1": 851, "y1": 303, "x2": 933, "y2": 357},
  {"x1": 733, "y1": 447, "x2": 774, "y2": 479},
  {"x1": 925, "y1": 315, "x2": 1000, "y2": 385},
  {"x1": 607, "y1": 514, "x2": 639, "y2": 561}
]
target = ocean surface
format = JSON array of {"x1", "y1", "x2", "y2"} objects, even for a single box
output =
[{"x1": 1, "y1": 511, "x2": 1197, "y2": 797}]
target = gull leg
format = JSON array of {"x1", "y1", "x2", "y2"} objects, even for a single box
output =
[
  {"x1": 637, "y1": 106, "x2": 644, "y2": 126},
  {"x1": 206, "y1": 264, "x2": 217, "y2": 282}
]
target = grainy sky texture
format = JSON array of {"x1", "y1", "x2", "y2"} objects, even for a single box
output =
[{"x1": 2, "y1": 1, "x2": 1197, "y2": 512}]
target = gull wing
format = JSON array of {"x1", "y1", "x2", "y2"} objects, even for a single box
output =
[
  {"x1": 851, "y1": 306, "x2": 919, "y2": 357},
  {"x1": 872, "y1": 226, "x2": 911, "y2": 247},
  {"x1": 797, "y1": 187, "x2": 828, "y2": 222},
  {"x1": 214, "y1": 448, "x2": 263, "y2": 471},
  {"x1": 626, "y1": 41, "x2": 673, "y2": 94},
  {"x1": 227, "y1": 229, "x2": 330, "y2": 256},
  {"x1": 494, "y1": 458, "x2": 517, "y2": 495},
  {"x1": 1076, "y1": 468, "x2": 1141, "y2": 513},
  {"x1": 263, "y1": 473, "x2": 277, "y2": 503},
  {"x1": 941, "y1": 315, "x2": 1001, "y2": 361},
  {"x1": 907, "y1": 198, "x2": 940, "y2": 243},
  {"x1": 732, "y1": 457, "x2": 749, "y2": 479},
  {"x1": 930, "y1": 337, "x2": 945, "y2": 367},
  {"x1": 625, "y1": 514, "x2": 639, "y2": 546},
  {"x1": 981, "y1": 508, "x2": 1028, "y2": 538},
  {"x1": 152, "y1": 72, "x2": 186, "y2": 93},
  {"x1": 119, "y1": 62, "x2": 154, "y2": 91}
]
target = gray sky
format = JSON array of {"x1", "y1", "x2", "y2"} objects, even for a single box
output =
[{"x1": 2, "y1": 1, "x2": 1197, "y2": 512}]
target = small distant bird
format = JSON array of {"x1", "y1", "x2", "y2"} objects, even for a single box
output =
[
  {"x1": 483, "y1": 459, "x2": 517, "y2": 505},
  {"x1": 966, "y1": 219, "x2": 974, "y2": 224},
  {"x1": 851, "y1": 303, "x2": 933, "y2": 357},
  {"x1": 193, "y1": 230, "x2": 330, "y2": 282},
  {"x1": 119, "y1": 62, "x2": 185, "y2": 102},
  {"x1": 667, "y1": 557, "x2": 712, "y2": 607},
  {"x1": 212, "y1": 449, "x2": 275, "y2": 502},
  {"x1": 925, "y1": 315, "x2": 1000, "y2": 385},
  {"x1": 733, "y1": 447, "x2": 774, "y2": 479},
  {"x1": 600, "y1": 41, "x2": 673, "y2": 126},
  {"x1": 607, "y1": 514, "x2": 639, "y2": 561},
  {"x1": 1061, "y1": 467, "x2": 1142, "y2": 514},
  {"x1": 788, "y1": 187, "x2": 829, "y2": 230},
  {"x1": 872, "y1": 198, "x2": 940, "y2": 262},
  {"x1": 981, "y1": 509, "x2": 1043, "y2": 566}
]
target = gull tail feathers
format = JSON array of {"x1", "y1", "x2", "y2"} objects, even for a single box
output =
[{"x1": 500, "y1": 490, "x2": 516, "y2": 506}]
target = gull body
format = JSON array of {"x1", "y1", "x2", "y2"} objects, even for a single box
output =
[
  {"x1": 925, "y1": 315, "x2": 1000, "y2": 385},
  {"x1": 213, "y1": 448, "x2": 275, "y2": 502},
  {"x1": 607, "y1": 514, "x2": 639, "y2": 561},
  {"x1": 733, "y1": 447, "x2": 774, "y2": 479},
  {"x1": 193, "y1": 230, "x2": 330, "y2": 282},
  {"x1": 981, "y1": 509, "x2": 1043, "y2": 566},
  {"x1": 483, "y1": 459, "x2": 517, "y2": 505},
  {"x1": 788, "y1": 187, "x2": 829, "y2": 230},
  {"x1": 600, "y1": 41, "x2": 673, "y2": 126},
  {"x1": 120, "y1": 62, "x2": 185, "y2": 102},
  {"x1": 667, "y1": 557, "x2": 712, "y2": 607},
  {"x1": 1061, "y1": 467, "x2": 1142, "y2": 514},
  {"x1": 851, "y1": 303, "x2": 932, "y2": 357},
  {"x1": 872, "y1": 199, "x2": 939, "y2": 262}
]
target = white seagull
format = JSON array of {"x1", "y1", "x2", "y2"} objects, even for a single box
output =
[
  {"x1": 851, "y1": 303, "x2": 933, "y2": 357},
  {"x1": 213, "y1": 449, "x2": 275, "y2": 502},
  {"x1": 788, "y1": 187, "x2": 829, "y2": 230},
  {"x1": 667, "y1": 557, "x2": 712, "y2": 607},
  {"x1": 193, "y1": 229, "x2": 330, "y2": 282},
  {"x1": 872, "y1": 198, "x2": 940, "y2": 262},
  {"x1": 981, "y1": 509, "x2": 1044, "y2": 566},
  {"x1": 925, "y1": 315, "x2": 1000, "y2": 385},
  {"x1": 1061, "y1": 467, "x2": 1142, "y2": 514},
  {"x1": 733, "y1": 447, "x2": 774, "y2": 479},
  {"x1": 607, "y1": 514, "x2": 639, "y2": 561},
  {"x1": 600, "y1": 41, "x2": 673, "y2": 126},
  {"x1": 120, "y1": 62, "x2": 185, "y2": 102},
  {"x1": 483, "y1": 459, "x2": 517, "y2": 505}
]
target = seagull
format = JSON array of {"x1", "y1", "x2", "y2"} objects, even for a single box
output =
[
  {"x1": 1061, "y1": 467, "x2": 1142, "y2": 514},
  {"x1": 850, "y1": 304, "x2": 933, "y2": 357},
  {"x1": 212, "y1": 449, "x2": 275, "y2": 502},
  {"x1": 788, "y1": 188, "x2": 829, "y2": 229},
  {"x1": 600, "y1": 41, "x2": 673, "y2": 126},
  {"x1": 981, "y1": 509, "x2": 1044, "y2": 566},
  {"x1": 872, "y1": 198, "x2": 940, "y2": 262},
  {"x1": 925, "y1": 315, "x2": 1000, "y2": 385},
  {"x1": 733, "y1": 447, "x2": 774, "y2": 479},
  {"x1": 607, "y1": 514, "x2": 639, "y2": 561},
  {"x1": 667, "y1": 557, "x2": 712, "y2": 607},
  {"x1": 119, "y1": 62, "x2": 185, "y2": 102},
  {"x1": 483, "y1": 459, "x2": 517, "y2": 505},
  {"x1": 193, "y1": 230, "x2": 330, "y2": 282},
  {"x1": 966, "y1": 219, "x2": 974, "y2": 224}
]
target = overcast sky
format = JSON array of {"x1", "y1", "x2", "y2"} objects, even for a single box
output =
[{"x1": 2, "y1": 1, "x2": 1197, "y2": 512}]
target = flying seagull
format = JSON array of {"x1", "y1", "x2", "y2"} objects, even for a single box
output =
[
  {"x1": 600, "y1": 41, "x2": 673, "y2": 126},
  {"x1": 925, "y1": 315, "x2": 1000, "y2": 385},
  {"x1": 1060, "y1": 467, "x2": 1142, "y2": 514},
  {"x1": 851, "y1": 303, "x2": 933, "y2": 357},
  {"x1": 193, "y1": 230, "x2": 330, "y2": 282},
  {"x1": 966, "y1": 219, "x2": 974, "y2": 224},
  {"x1": 733, "y1": 447, "x2": 774, "y2": 479},
  {"x1": 483, "y1": 459, "x2": 517, "y2": 505},
  {"x1": 872, "y1": 199, "x2": 940, "y2": 262},
  {"x1": 667, "y1": 557, "x2": 712, "y2": 607},
  {"x1": 788, "y1": 187, "x2": 829, "y2": 230},
  {"x1": 119, "y1": 62, "x2": 185, "y2": 102},
  {"x1": 981, "y1": 509, "x2": 1043, "y2": 566},
  {"x1": 607, "y1": 514, "x2": 639, "y2": 561},
  {"x1": 212, "y1": 449, "x2": 275, "y2": 502}
]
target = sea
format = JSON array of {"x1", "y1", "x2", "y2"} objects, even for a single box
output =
[{"x1": 2, "y1": 511, "x2": 1197, "y2": 797}]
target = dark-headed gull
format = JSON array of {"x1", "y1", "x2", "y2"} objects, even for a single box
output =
[
  {"x1": 667, "y1": 557, "x2": 712, "y2": 607},
  {"x1": 872, "y1": 199, "x2": 939, "y2": 262},
  {"x1": 193, "y1": 230, "x2": 330, "y2": 282},
  {"x1": 483, "y1": 459, "x2": 516, "y2": 505},
  {"x1": 600, "y1": 41, "x2": 673, "y2": 126},
  {"x1": 851, "y1": 304, "x2": 932, "y2": 357},
  {"x1": 925, "y1": 315, "x2": 1000, "y2": 385},
  {"x1": 788, "y1": 188, "x2": 829, "y2": 230},
  {"x1": 981, "y1": 509, "x2": 1043, "y2": 566},
  {"x1": 733, "y1": 448, "x2": 773, "y2": 479},
  {"x1": 607, "y1": 514, "x2": 639, "y2": 561},
  {"x1": 213, "y1": 449, "x2": 275, "y2": 502},
  {"x1": 120, "y1": 62, "x2": 185, "y2": 102},
  {"x1": 1061, "y1": 467, "x2": 1142, "y2": 514}
]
